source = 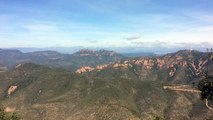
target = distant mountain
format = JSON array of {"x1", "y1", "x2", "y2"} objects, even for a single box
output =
[
  {"x1": 0, "y1": 49, "x2": 29, "y2": 68},
  {"x1": 73, "y1": 49, "x2": 118, "y2": 57},
  {"x1": 0, "y1": 49, "x2": 126, "y2": 71},
  {"x1": 122, "y1": 52, "x2": 156, "y2": 57},
  {"x1": 9, "y1": 46, "x2": 84, "y2": 54},
  {"x1": 71, "y1": 49, "x2": 125, "y2": 66},
  {"x1": 10, "y1": 46, "x2": 208, "y2": 55}
]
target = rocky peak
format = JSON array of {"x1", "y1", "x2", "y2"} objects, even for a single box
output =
[
  {"x1": 72, "y1": 49, "x2": 95, "y2": 56},
  {"x1": 78, "y1": 49, "x2": 94, "y2": 53},
  {"x1": 73, "y1": 49, "x2": 122, "y2": 57},
  {"x1": 97, "y1": 49, "x2": 117, "y2": 57}
]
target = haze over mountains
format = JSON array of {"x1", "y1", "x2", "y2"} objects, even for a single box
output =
[
  {"x1": 5, "y1": 46, "x2": 209, "y2": 54},
  {"x1": 0, "y1": 48, "x2": 158, "y2": 72},
  {"x1": 0, "y1": 48, "x2": 212, "y2": 120},
  {"x1": 0, "y1": 49, "x2": 126, "y2": 71}
]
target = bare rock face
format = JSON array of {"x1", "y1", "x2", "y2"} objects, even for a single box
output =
[
  {"x1": 5, "y1": 106, "x2": 16, "y2": 112},
  {"x1": 169, "y1": 67, "x2": 176, "y2": 77},
  {"x1": 7, "y1": 85, "x2": 17, "y2": 96},
  {"x1": 113, "y1": 63, "x2": 129, "y2": 69},
  {"x1": 15, "y1": 64, "x2": 22, "y2": 69},
  {"x1": 76, "y1": 66, "x2": 95, "y2": 74},
  {"x1": 96, "y1": 64, "x2": 108, "y2": 70},
  {"x1": 190, "y1": 59, "x2": 208, "y2": 75},
  {"x1": 156, "y1": 59, "x2": 165, "y2": 68}
]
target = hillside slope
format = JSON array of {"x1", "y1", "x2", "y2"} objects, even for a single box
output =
[
  {"x1": 77, "y1": 50, "x2": 213, "y2": 84},
  {"x1": 0, "y1": 61, "x2": 212, "y2": 120}
]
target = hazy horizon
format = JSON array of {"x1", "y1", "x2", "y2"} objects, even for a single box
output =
[{"x1": 0, "y1": 46, "x2": 210, "y2": 55}]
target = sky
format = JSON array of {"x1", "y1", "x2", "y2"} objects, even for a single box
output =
[{"x1": 0, "y1": 0, "x2": 213, "y2": 52}]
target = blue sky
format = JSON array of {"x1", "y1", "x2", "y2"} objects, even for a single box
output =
[{"x1": 0, "y1": 0, "x2": 213, "y2": 51}]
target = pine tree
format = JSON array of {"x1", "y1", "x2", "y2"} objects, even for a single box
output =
[{"x1": 197, "y1": 72, "x2": 213, "y2": 110}]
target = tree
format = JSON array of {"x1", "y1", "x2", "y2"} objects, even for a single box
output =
[
  {"x1": 197, "y1": 72, "x2": 213, "y2": 110},
  {"x1": 197, "y1": 49, "x2": 213, "y2": 110}
]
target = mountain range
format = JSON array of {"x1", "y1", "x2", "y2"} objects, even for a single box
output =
[
  {"x1": 0, "y1": 49, "x2": 212, "y2": 120},
  {"x1": 0, "y1": 49, "x2": 125, "y2": 71}
]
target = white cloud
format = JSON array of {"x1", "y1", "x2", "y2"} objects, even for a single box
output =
[{"x1": 23, "y1": 24, "x2": 58, "y2": 32}]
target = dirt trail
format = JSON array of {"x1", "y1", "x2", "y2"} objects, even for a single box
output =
[
  {"x1": 164, "y1": 85, "x2": 213, "y2": 110},
  {"x1": 163, "y1": 85, "x2": 201, "y2": 93},
  {"x1": 205, "y1": 99, "x2": 213, "y2": 110}
]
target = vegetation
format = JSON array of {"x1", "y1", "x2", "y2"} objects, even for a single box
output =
[
  {"x1": 153, "y1": 116, "x2": 163, "y2": 120},
  {"x1": 197, "y1": 72, "x2": 213, "y2": 110},
  {"x1": 0, "y1": 104, "x2": 21, "y2": 120}
]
